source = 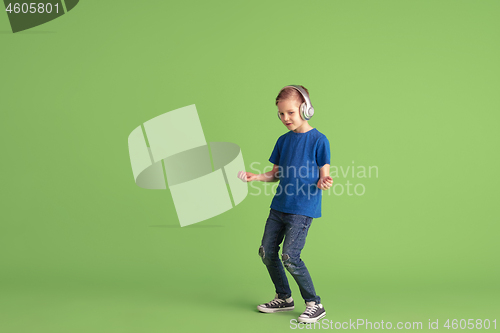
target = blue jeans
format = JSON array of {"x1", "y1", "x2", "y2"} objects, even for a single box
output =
[{"x1": 258, "y1": 208, "x2": 321, "y2": 304}]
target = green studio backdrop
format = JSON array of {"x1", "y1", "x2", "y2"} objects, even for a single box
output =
[{"x1": 1, "y1": 1, "x2": 499, "y2": 332}]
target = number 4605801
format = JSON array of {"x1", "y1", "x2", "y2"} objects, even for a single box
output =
[
  {"x1": 5, "y1": 3, "x2": 60, "y2": 14},
  {"x1": 444, "y1": 319, "x2": 496, "y2": 329}
]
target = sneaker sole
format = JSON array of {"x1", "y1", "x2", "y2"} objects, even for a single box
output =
[
  {"x1": 298, "y1": 311, "x2": 327, "y2": 323},
  {"x1": 257, "y1": 305, "x2": 295, "y2": 313}
]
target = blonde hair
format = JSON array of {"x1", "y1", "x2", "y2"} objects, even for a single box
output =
[{"x1": 275, "y1": 85, "x2": 310, "y2": 106}]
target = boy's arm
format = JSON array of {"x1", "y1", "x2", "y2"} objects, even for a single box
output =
[
  {"x1": 238, "y1": 164, "x2": 280, "y2": 182},
  {"x1": 256, "y1": 164, "x2": 280, "y2": 182},
  {"x1": 319, "y1": 164, "x2": 330, "y2": 178},
  {"x1": 317, "y1": 164, "x2": 333, "y2": 190}
]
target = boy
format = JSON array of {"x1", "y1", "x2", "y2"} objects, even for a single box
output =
[{"x1": 238, "y1": 85, "x2": 333, "y2": 323}]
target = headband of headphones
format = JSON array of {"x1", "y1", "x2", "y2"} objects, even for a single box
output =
[{"x1": 277, "y1": 85, "x2": 315, "y2": 121}]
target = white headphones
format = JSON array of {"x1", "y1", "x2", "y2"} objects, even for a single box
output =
[{"x1": 277, "y1": 85, "x2": 315, "y2": 121}]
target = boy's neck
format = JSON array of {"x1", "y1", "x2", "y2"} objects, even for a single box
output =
[{"x1": 292, "y1": 122, "x2": 314, "y2": 133}]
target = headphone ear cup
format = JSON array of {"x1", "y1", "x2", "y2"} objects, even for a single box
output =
[
  {"x1": 307, "y1": 107, "x2": 314, "y2": 120},
  {"x1": 300, "y1": 103, "x2": 307, "y2": 120},
  {"x1": 302, "y1": 104, "x2": 314, "y2": 120}
]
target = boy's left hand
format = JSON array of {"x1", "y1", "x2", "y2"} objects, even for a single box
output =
[{"x1": 317, "y1": 176, "x2": 333, "y2": 190}]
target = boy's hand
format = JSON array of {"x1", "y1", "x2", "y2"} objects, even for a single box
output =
[
  {"x1": 317, "y1": 176, "x2": 333, "y2": 190},
  {"x1": 238, "y1": 171, "x2": 258, "y2": 182}
]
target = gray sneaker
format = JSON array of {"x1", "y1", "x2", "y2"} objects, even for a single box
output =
[
  {"x1": 298, "y1": 301, "x2": 326, "y2": 323},
  {"x1": 257, "y1": 294, "x2": 294, "y2": 313}
]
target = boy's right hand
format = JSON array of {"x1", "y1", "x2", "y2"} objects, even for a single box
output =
[{"x1": 238, "y1": 171, "x2": 258, "y2": 182}]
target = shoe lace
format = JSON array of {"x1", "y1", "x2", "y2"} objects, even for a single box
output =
[
  {"x1": 267, "y1": 298, "x2": 285, "y2": 306},
  {"x1": 303, "y1": 304, "x2": 319, "y2": 316}
]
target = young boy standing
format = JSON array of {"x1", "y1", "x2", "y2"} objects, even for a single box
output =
[{"x1": 238, "y1": 85, "x2": 333, "y2": 323}]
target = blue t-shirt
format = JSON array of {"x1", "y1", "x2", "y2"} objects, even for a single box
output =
[{"x1": 269, "y1": 128, "x2": 331, "y2": 218}]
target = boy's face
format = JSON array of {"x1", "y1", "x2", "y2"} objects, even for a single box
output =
[{"x1": 277, "y1": 98, "x2": 307, "y2": 132}]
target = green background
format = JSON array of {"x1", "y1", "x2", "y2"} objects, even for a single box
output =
[{"x1": 1, "y1": 1, "x2": 499, "y2": 332}]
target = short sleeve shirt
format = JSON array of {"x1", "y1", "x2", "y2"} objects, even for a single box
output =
[{"x1": 269, "y1": 128, "x2": 331, "y2": 218}]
